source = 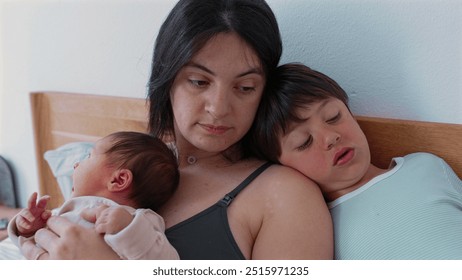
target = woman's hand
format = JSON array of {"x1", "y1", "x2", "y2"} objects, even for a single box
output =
[{"x1": 20, "y1": 216, "x2": 120, "y2": 260}]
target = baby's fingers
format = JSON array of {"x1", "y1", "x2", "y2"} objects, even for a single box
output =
[
  {"x1": 36, "y1": 195, "x2": 51, "y2": 209},
  {"x1": 17, "y1": 209, "x2": 39, "y2": 232},
  {"x1": 80, "y1": 205, "x2": 109, "y2": 223},
  {"x1": 17, "y1": 215, "x2": 33, "y2": 230},
  {"x1": 18, "y1": 209, "x2": 36, "y2": 223},
  {"x1": 41, "y1": 210, "x2": 52, "y2": 221},
  {"x1": 27, "y1": 192, "x2": 38, "y2": 209}
]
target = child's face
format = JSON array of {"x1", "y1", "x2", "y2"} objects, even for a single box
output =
[
  {"x1": 71, "y1": 137, "x2": 114, "y2": 198},
  {"x1": 278, "y1": 98, "x2": 371, "y2": 198}
]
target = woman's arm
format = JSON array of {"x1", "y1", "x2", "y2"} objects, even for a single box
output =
[
  {"x1": 251, "y1": 166, "x2": 333, "y2": 259},
  {"x1": 20, "y1": 216, "x2": 120, "y2": 260}
]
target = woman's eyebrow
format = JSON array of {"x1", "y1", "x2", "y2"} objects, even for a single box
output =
[
  {"x1": 185, "y1": 62, "x2": 214, "y2": 75},
  {"x1": 185, "y1": 62, "x2": 262, "y2": 78},
  {"x1": 236, "y1": 68, "x2": 263, "y2": 78}
]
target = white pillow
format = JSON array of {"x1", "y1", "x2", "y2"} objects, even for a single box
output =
[{"x1": 44, "y1": 142, "x2": 95, "y2": 200}]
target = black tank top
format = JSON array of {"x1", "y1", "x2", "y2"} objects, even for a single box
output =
[{"x1": 165, "y1": 162, "x2": 272, "y2": 260}]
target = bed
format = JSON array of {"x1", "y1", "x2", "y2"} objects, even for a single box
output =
[
  {"x1": 1, "y1": 91, "x2": 461, "y2": 259},
  {"x1": 29, "y1": 91, "x2": 462, "y2": 208}
]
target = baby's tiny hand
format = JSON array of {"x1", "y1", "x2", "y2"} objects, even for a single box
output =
[
  {"x1": 16, "y1": 208, "x2": 35, "y2": 232},
  {"x1": 16, "y1": 192, "x2": 51, "y2": 236},
  {"x1": 93, "y1": 206, "x2": 134, "y2": 235}
]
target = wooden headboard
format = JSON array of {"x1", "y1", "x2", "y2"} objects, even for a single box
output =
[
  {"x1": 30, "y1": 91, "x2": 462, "y2": 208},
  {"x1": 30, "y1": 92, "x2": 149, "y2": 208}
]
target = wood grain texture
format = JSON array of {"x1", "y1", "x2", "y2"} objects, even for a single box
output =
[{"x1": 356, "y1": 116, "x2": 462, "y2": 178}]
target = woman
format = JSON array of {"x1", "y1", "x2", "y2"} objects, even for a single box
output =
[{"x1": 22, "y1": 0, "x2": 333, "y2": 260}]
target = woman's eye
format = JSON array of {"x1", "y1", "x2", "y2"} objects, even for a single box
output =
[
  {"x1": 189, "y1": 79, "x2": 209, "y2": 88},
  {"x1": 296, "y1": 136, "x2": 313, "y2": 151},
  {"x1": 327, "y1": 112, "x2": 341, "y2": 123},
  {"x1": 237, "y1": 86, "x2": 256, "y2": 93}
]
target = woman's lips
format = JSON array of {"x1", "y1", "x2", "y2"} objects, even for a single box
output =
[
  {"x1": 333, "y1": 148, "x2": 355, "y2": 166},
  {"x1": 200, "y1": 124, "x2": 231, "y2": 135}
]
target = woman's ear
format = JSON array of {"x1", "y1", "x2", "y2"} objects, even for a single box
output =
[{"x1": 108, "y1": 169, "x2": 133, "y2": 192}]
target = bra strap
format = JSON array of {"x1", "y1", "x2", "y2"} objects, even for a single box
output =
[{"x1": 219, "y1": 162, "x2": 272, "y2": 207}]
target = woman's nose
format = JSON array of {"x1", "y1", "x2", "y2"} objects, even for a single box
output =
[
  {"x1": 73, "y1": 162, "x2": 80, "y2": 169},
  {"x1": 205, "y1": 86, "x2": 230, "y2": 119}
]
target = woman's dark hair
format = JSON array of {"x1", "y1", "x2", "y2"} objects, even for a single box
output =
[
  {"x1": 250, "y1": 63, "x2": 350, "y2": 162},
  {"x1": 147, "y1": 0, "x2": 282, "y2": 159},
  {"x1": 105, "y1": 131, "x2": 179, "y2": 211}
]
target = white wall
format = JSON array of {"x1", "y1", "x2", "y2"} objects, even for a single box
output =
[
  {"x1": 1, "y1": 0, "x2": 461, "y2": 207},
  {"x1": 273, "y1": 0, "x2": 462, "y2": 123}
]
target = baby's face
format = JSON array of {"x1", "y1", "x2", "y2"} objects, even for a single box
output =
[
  {"x1": 71, "y1": 137, "x2": 113, "y2": 197},
  {"x1": 278, "y1": 98, "x2": 371, "y2": 197}
]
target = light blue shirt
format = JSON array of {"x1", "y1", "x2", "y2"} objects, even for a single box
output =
[{"x1": 329, "y1": 152, "x2": 462, "y2": 259}]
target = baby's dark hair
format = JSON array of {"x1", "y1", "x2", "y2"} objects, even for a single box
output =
[
  {"x1": 251, "y1": 63, "x2": 349, "y2": 162},
  {"x1": 104, "y1": 131, "x2": 179, "y2": 211}
]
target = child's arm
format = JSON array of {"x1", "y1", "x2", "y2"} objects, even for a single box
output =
[{"x1": 15, "y1": 192, "x2": 52, "y2": 237}]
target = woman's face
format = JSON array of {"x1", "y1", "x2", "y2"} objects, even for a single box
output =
[{"x1": 170, "y1": 32, "x2": 265, "y2": 153}]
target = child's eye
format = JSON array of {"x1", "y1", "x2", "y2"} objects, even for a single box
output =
[
  {"x1": 296, "y1": 136, "x2": 313, "y2": 151},
  {"x1": 327, "y1": 112, "x2": 341, "y2": 123}
]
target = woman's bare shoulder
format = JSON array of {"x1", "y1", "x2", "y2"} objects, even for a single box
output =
[
  {"x1": 258, "y1": 163, "x2": 321, "y2": 193},
  {"x1": 246, "y1": 163, "x2": 327, "y2": 213},
  {"x1": 246, "y1": 163, "x2": 333, "y2": 259}
]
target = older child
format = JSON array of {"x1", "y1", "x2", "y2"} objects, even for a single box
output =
[
  {"x1": 251, "y1": 63, "x2": 462, "y2": 259},
  {"x1": 9, "y1": 131, "x2": 179, "y2": 260}
]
